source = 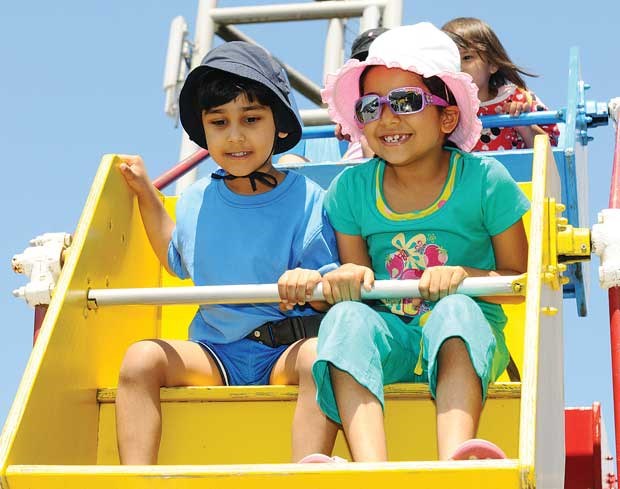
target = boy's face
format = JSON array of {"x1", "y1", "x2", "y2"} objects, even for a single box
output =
[{"x1": 201, "y1": 94, "x2": 286, "y2": 176}]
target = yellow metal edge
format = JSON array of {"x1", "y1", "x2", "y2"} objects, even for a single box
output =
[
  {"x1": 6, "y1": 460, "x2": 527, "y2": 489},
  {"x1": 518, "y1": 135, "x2": 557, "y2": 488},
  {"x1": 96, "y1": 382, "x2": 522, "y2": 403}
]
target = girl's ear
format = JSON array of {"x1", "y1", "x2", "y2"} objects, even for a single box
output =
[
  {"x1": 277, "y1": 131, "x2": 289, "y2": 139},
  {"x1": 440, "y1": 106, "x2": 460, "y2": 134},
  {"x1": 489, "y1": 63, "x2": 499, "y2": 75}
]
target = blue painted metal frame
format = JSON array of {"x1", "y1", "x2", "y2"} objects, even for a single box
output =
[
  {"x1": 561, "y1": 47, "x2": 588, "y2": 315},
  {"x1": 300, "y1": 111, "x2": 566, "y2": 140}
]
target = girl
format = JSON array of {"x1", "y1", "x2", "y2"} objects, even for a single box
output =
[
  {"x1": 313, "y1": 23, "x2": 529, "y2": 461},
  {"x1": 442, "y1": 17, "x2": 560, "y2": 152}
]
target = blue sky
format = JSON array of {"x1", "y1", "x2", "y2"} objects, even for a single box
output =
[{"x1": 1, "y1": 0, "x2": 619, "y2": 450}]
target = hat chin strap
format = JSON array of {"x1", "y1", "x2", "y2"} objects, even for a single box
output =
[
  {"x1": 210, "y1": 170, "x2": 277, "y2": 192},
  {"x1": 210, "y1": 134, "x2": 279, "y2": 192}
]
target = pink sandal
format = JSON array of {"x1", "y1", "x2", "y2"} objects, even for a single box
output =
[
  {"x1": 298, "y1": 453, "x2": 348, "y2": 463},
  {"x1": 450, "y1": 439, "x2": 507, "y2": 460}
]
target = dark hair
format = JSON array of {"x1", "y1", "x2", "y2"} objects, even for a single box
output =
[
  {"x1": 197, "y1": 69, "x2": 278, "y2": 115},
  {"x1": 423, "y1": 76, "x2": 457, "y2": 106},
  {"x1": 441, "y1": 17, "x2": 535, "y2": 91}
]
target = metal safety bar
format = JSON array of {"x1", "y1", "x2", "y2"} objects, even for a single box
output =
[
  {"x1": 88, "y1": 275, "x2": 526, "y2": 308},
  {"x1": 208, "y1": 1, "x2": 389, "y2": 24},
  {"x1": 299, "y1": 108, "x2": 568, "y2": 129}
]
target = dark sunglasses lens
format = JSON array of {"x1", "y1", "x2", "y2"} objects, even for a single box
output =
[
  {"x1": 356, "y1": 95, "x2": 381, "y2": 123},
  {"x1": 389, "y1": 89, "x2": 423, "y2": 114}
]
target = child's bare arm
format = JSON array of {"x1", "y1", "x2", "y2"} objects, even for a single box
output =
[
  {"x1": 118, "y1": 155, "x2": 175, "y2": 274},
  {"x1": 488, "y1": 218, "x2": 529, "y2": 277},
  {"x1": 321, "y1": 232, "x2": 374, "y2": 304},
  {"x1": 418, "y1": 219, "x2": 528, "y2": 304},
  {"x1": 481, "y1": 217, "x2": 528, "y2": 303}
]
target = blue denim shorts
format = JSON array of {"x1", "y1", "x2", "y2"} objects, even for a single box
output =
[{"x1": 194, "y1": 338, "x2": 288, "y2": 386}]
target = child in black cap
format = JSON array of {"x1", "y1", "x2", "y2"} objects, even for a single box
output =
[
  {"x1": 335, "y1": 27, "x2": 388, "y2": 160},
  {"x1": 115, "y1": 41, "x2": 340, "y2": 464},
  {"x1": 349, "y1": 27, "x2": 388, "y2": 61}
]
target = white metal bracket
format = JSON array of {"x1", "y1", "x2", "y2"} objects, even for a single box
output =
[
  {"x1": 12, "y1": 233, "x2": 72, "y2": 307},
  {"x1": 592, "y1": 209, "x2": 620, "y2": 289},
  {"x1": 609, "y1": 97, "x2": 620, "y2": 127}
]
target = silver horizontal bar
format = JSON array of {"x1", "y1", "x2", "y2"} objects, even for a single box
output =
[
  {"x1": 216, "y1": 24, "x2": 323, "y2": 106},
  {"x1": 210, "y1": 1, "x2": 388, "y2": 24},
  {"x1": 300, "y1": 108, "x2": 332, "y2": 126},
  {"x1": 88, "y1": 276, "x2": 524, "y2": 307}
]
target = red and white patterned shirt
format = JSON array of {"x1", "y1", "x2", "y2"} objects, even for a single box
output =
[{"x1": 474, "y1": 83, "x2": 560, "y2": 152}]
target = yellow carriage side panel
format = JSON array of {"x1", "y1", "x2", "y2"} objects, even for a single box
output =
[
  {"x1": 0, "y1": 155, "x2": 162, "y2": 476},
  {"x1": 159, "y1": 196, "x2": 197, "y2": 340},
  {"x1": 497, "y1": 182, "x2": 531, "y2": 382}
]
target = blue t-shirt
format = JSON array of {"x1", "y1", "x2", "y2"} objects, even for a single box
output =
[
  {"x1": 324, "y1": 149, "x2": 530, "y2": 332},
  {"x1": 168, "y1": 170, "x2": 339, "y2": 344}
]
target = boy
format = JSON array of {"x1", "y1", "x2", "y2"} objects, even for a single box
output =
[{"x1": 115, "y1": 41, "x2": 339, "y2": 464}]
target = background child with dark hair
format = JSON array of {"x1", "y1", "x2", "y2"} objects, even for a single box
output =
[{"x1": 442, "y1": 17, "x2": 560, "y2": 152}]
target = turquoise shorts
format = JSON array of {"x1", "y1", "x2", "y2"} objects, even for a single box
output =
[{"x1": 312, "y1": 294, "x2": 508, "y2": 424}]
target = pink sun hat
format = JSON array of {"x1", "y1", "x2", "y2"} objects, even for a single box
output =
[{"x1": 321, "y1": 22, "x2": 482, "y2": 152}]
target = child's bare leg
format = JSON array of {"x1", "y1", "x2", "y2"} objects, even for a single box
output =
[
  {"x1": 434, "y1": 337, "x2": 482, "y2": 460},
  {"x1": 270, "y1": 338, "x2": 339, "y2": 462},
  {"x1": 329, "y1": 365, "x2": 387, "y2": 462},
  {"x1": 116, "y1": 339, "x2": 223, "y2": 464}
]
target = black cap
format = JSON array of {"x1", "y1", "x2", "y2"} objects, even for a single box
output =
[
  {"x1": 350, "y1": 27, "x2": 389, "y2": 61},
  {"x1": 179, "y1": 41, "x2": 302, "y2": 154}
]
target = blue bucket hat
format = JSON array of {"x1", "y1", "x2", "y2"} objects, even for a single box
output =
[{"x1": 179, "y1": 41, "x2": 303, "y2": 154}]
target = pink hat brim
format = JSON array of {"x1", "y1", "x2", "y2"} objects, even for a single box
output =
[{"x1": 321, "y1": 58, "x2": 482, "y2": 152}]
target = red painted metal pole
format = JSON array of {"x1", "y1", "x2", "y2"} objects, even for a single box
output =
[
  {"x1": 152, "y1": 148, "x2": 209, "y2": 191},
  {"x1": 608, "y1": 108, "x2": 620, "y2": 482},
  {"x1": 33, "y1": 305, "x2": 47, "y2": 345}
]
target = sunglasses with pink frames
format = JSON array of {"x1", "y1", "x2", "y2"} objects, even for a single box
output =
[{"x1": 354, "y1": 86, "x2": 449, "y2": 126}]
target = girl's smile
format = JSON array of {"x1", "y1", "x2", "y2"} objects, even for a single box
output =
[{"x1": 379, "y1": 133, "x2": 412, "y2": 145}]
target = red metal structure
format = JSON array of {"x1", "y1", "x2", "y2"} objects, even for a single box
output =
[
  {"x1": 152, "y1": 148, "x2": 210, "y2": 190},
  {"x1": 565, "y1": 403, "x2": 616, "y2": 489},
  {"x1": 608, "y1": 107, "x2": 620, "y2": 483}
]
